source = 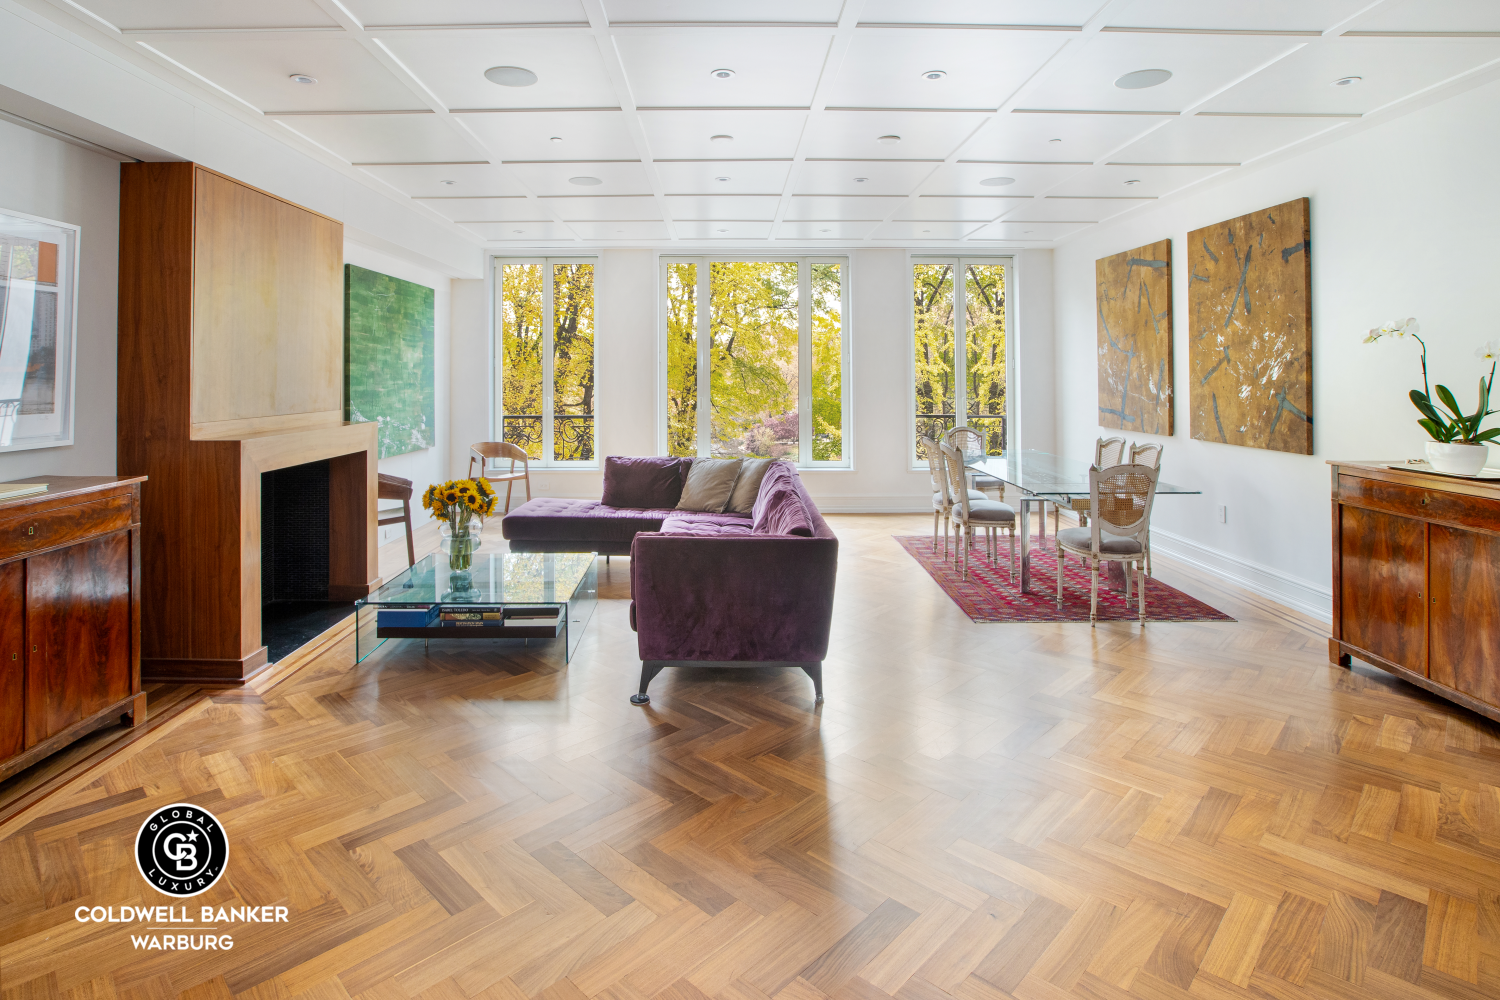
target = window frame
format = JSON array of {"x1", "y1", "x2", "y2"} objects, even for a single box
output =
[
  {"x1": 657, "y1": 254, "x2": 853, "y2": 470},
  {"x1": 492, "y1": 255, "x2": 600, "y2": 470},
  {"x1": 909, "y1": 254, "x2": 1015, "y2": 470}
]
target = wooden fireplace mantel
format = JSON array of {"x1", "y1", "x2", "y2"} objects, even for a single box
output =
[{"x1": 119, "y1": 162, "x2": 378, "y2": 683}]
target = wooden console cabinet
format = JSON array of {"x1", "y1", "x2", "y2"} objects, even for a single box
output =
[
  {"x1": 1330, "y1": 460, "x2": 1500, "y2": 722},
  {"x1": 0, "y1": 476, "x2": 146, "y2": 780}
]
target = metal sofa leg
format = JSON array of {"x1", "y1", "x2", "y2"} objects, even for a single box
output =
[
  {"x1": 801, "y1": 661, "x2": 825, "y2": 703},
  {"x1": 630, "y1": 661, "x2": 666, "y2": 705}
]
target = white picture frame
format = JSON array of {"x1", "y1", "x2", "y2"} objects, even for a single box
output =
[{"x1": 0, "y1": 207, "x2": 78, "y2": 453}]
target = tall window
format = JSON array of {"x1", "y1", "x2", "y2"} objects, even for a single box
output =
[
  {"x1": 663, "y1": 257, "x2": 848, "y2": 466},
  {"x1": 913, "y1": 258, "x2": 1008, "y2": 463},
  {"x1": 497, "y1": 259, "x2": 595, "y2": 465}
]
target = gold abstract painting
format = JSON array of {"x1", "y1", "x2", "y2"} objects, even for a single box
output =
[
  {"x1": 1096, "y1": 238, "x2": 1172, "y2": 435},
  {"x1": 1188, "y1": 197, "x2": 1312, "y2": 454}
]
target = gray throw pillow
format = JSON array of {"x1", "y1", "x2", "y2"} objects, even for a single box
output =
[
  {"x1": 676, "y1": 458, "x2": 742, "y2": 512},
  {"x1": 724, "y1": 458, "x2": 774, "y2": 515}
]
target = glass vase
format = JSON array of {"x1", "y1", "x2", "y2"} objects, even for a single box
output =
[{"x1": 441, "y1": 517, "x2": 482, "y2": 577}]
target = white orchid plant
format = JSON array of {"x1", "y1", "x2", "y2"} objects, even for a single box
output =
[{"x1": 1366, "y1": 317, "x2": 1500, "y2": 444}]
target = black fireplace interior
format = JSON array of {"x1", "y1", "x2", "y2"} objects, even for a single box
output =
[{"x1": 261, "y1": 459, "x2": 354, "y2": 662}]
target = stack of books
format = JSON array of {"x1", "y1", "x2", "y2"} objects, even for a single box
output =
[
  {"x1": 441, "y1": 610, "x2": 504, "y2": 627},
  {"x1": 376, "y1": 605, "x2": 439, "y2": 628}
]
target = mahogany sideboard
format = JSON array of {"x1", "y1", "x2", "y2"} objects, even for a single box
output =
[
  {"x1": 0, "y1": 476, "x2": 146, "y2": 781},
  {"x1": 1330, "y1": 459, "x2": 1500, "y2": 723}
]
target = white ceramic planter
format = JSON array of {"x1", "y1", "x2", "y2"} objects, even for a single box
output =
[{"x1": 1426, "y1": 441, "x2": 1489, "y2": 476}]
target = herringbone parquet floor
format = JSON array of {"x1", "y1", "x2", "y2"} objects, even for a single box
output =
[{"x1": 2, "y1": 515, "x2": 1499, "y2": 1000}]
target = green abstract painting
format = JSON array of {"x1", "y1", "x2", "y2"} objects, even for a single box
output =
[{"x1": 344, "y1": 264, "x2": 435, "y2": 458}]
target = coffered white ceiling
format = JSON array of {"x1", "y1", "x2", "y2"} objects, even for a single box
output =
[{"x1": 43, "y1": 0, "x2": 1500, "y2": 248}]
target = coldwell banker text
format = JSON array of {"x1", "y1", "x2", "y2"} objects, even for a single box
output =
[{"x1": 74, "y1": 905, "x2": 290, "y2": 950}]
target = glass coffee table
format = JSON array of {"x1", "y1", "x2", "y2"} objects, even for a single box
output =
[{"x1": 353, "y1": 551, "x2": 598, "y2": 663}]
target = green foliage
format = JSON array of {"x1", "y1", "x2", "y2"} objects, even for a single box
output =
[
  {"x1": 551, "y1": 263, "x2": 595, "y2": 461},
  {"x1": 709, "y1": 262, "x2": 800, "y2": 459},
  {"x1": 811, "y1": 263, "x2": 843, "y2": 461},
  {"x1": 665, "y1": 263, "x2": 698, "y2": 457},
  {"x1": 499, "y1": 263, "x2": 595, "y2": 461},
  {"x1": 500, "y1": 263, "x2": 544, "y2": 459},
  {"x1": 912, "y1": 263, "x2": 1006, "y2": 459},
  {"x1": 344, "y1": 264, "x2": 435, "y2": 459},
  {"x1": 1411, "y1": 370, "x2": 1500, "y2": 443}
]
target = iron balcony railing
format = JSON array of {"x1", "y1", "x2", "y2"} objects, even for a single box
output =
[{"x1": 501, "y1": 414, "x2": 595, "y2": 462}]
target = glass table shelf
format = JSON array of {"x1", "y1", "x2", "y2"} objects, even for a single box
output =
[{"x1": 353, "y1": 551, "x2": 598, "y2": 663}]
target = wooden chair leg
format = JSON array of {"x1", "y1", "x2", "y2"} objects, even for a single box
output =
[
  {"x1": 933, "y1": 510, "x2": 940, "y2": 551},
  {"x1": 402, "y1": 497, "x2": 415, "y2": 567},
  {"x1": 505, "y1": 480, "x2": 515, "y2": 515}
]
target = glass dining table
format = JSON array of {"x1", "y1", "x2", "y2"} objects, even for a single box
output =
[{"x1": 964, "y1": 449, "x2": 1201, "y2": 593}]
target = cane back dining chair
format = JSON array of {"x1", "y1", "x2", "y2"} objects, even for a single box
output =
[
  {"x1": 1054, "y1": 463, "x2": 1159, "y2": 626},
  {"x1": 923, "y1": 435, "x2": 985, "y2": 557},
  {"x1": 941, "y1": 440, "x2": 1017, "y2": 582},
  {"x1": 1054, "y1": 436, "x2": 1127, "y2": 532},
  {"x1": 1129, "y1": 442, "x2": 1163, "y2": 576},
  {"x1": 945, "y1": 425, "x2": 1002, "y2": 495},
  {"x1": 469, "y1": 442, "x2": 532, "y2": 515}
]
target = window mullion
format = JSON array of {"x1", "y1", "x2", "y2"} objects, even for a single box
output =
[
  {"x1": 696, "y1": 258, "x2": 711, "y2": 457},
  {"x1": 797, "y1": 260, "x2": 811, "y2": 465},
  {"x1": 953, "y1": 259, "x2": 967, "y2": 430},
  {"x1": 542, "y1": 260, "x2": 555, "y2": 465}
]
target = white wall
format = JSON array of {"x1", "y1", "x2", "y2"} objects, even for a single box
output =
[
  {"x1": 0, "y1": 117, "x2": 118, "y2": 483},
  {"x1": 1052, "y1": 77, "x2": 1500, "y2": 621},
  {"x1": 344, "y1": 241, "x2": 452, "y2": 543},
  {"x1": 448, "y1": 247, "x2": 1055, "y2": 512}
]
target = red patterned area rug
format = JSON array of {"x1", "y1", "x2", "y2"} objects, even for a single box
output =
[{"x1": 895, "y1": 535, "x2": 1235, "y2": 624}]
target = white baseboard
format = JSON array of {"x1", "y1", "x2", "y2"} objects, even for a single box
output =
[{"x1": 1147, "y1": 526, "x2": 1333, "y2": 623}]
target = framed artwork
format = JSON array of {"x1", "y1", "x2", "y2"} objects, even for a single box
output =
[
  {"x1": 1188, "y1": 197, "x2": 1312, "y2": 454},
  {"x1": 0, "y1": 208, "x2": 78, "y2": 453},
  {"x1": 1096, "y1": 238, "x2": 1173, "y2": 435},
  {"x1": 343, "y1": 264, "x2": 435, "y2": 459}
]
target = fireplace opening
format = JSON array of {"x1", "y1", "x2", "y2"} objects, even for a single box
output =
[{"x1": 261, "y1": 459, "x2": 354, "y2": 662}]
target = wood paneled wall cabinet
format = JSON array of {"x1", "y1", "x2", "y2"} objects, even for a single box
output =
[
  {"x1": 118, "y1": 163, "x2": 378, "y2": 684},
  {"x1": 1330, "y1": 460, "x2": 1500, "y2": 723},
  {"x1": 0, "y1": 477, "x2": 146, "y2": 781}
]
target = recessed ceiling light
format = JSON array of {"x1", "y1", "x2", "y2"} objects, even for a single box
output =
[
  {"x1": 512, "y1": 229, "x2": 524, "y2": 234},
  {"x1": 877, "y1": 135, "x2": 901, "y2": 144},
  {"x1": 1048, "y1": 138, "x2": 1063, "y2": 144},
  {"x1": 289, "y1": 73, "x2": 317, "y2": 85},
  {"x1": 617, "y1": 229, "x2": 624, "y2": 233},
  {"x1": 549, "y1": 136, "x2": 563, "y2": 143},
  {"x1": 922, "y1": 229, "x2": 931, "y2": 234},
  {"x1": 853, "y1": 177, "x2": 868, "y2": 183},
  {"x1": 710, "y1": 134, "x2": 733, "y2": 144},
  {"x1": 922, "y1": 70, "x2": 947, "y2": 81},
  {"x1": 1023, "y1": 230, "x2": 1034, "y2": 234},
  {"x1": 1115, "y1": 68, "x2": 1172, "y2": 90},
  {"x1": 715, "y1": 176, "x2": 731, "y2": 182},
  {"x1": 711, "y1": 68, "x2": 735, "y2": 79},
  {"x1": 819, "y1": 228, "x2": 831, "y2": 233},
  {"x1": 717, "y1": 228, "x2": 729, "y2": 233},
  {"x1": 485, "y1": 65, "x2": 538, "y2": 87},
  {"x1": 1333, "y1": 76, "x2": 1362, "y2": 87},
  {"x1": 569, "y1": 176, "x2": 603, "y2": 186},
  {"x1": 980, "y1": 176, "x2": 1015, "y2": 187},
  {"x1": 439, "y1": 179, "x2": 456, "y2": 186},
  {"x1": 1124, "y1": 178, "x2": 1142, "y2": 186}
]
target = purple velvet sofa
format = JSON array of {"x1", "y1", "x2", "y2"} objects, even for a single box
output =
[{"x1": 501, "y1": 456, "x2": 838, "y2": 704}]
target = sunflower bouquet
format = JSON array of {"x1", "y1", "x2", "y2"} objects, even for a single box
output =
[{"x1": 422, "y1": 478, "x2": 498, "y2": 571}]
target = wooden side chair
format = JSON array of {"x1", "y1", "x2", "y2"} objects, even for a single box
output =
[
  {"x1": 469, "y1": 441, "x2": 532, "y2": 514},
  {"x1": 925, "y1": 436, "x2": 985, "y2": 557},
  {"x1": 1130, "y1": 442, "x2": 1163, "y2": 575},
  {"x1": 1056, "y1": 435, "x2": 1129, "y2": 533},
  {"x1": 377, "y1": 473, "x2": 416, "y2": 568}
]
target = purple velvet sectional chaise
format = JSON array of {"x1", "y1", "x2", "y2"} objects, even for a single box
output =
[{"x1": 501, "y1": 456, "x2": 838, "y2": 704}]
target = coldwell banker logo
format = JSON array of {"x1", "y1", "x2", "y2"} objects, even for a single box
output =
[{"x1": 135, "y1": 803, "x2": 228, "y2": 897}]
